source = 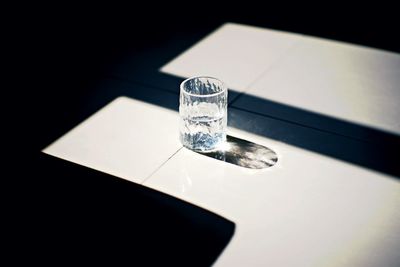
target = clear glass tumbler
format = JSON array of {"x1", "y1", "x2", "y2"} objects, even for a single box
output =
[{"x1": 179, "y1": 76, "x2": 228, "y2": 152}]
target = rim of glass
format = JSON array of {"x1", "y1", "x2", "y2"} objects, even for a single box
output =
[{"x1": 180, "y1": 76, "x2": 227, "y2": 97}]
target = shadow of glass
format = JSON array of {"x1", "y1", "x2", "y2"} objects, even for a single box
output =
[{"x1": 198, "y1": 135, "x2": 278, "y2": 169}]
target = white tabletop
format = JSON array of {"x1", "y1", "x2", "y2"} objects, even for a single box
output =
[
  {"x1": 43, "y1": 23, "x2": 400, "y2": 267},
  {"x1": 162, "y1": 23, "x2": 400, "y2": 138}
]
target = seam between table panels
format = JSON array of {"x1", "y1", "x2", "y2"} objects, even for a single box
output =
[
  {"x1": 141, "y1": 146, "x2": 183, "y2": 185},
  {"x1": 228, "y1": 38, "x2": 305, "y2": 106}
]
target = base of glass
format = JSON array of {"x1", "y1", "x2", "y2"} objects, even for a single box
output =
[{"x1": 180, "y1": 132, "x2": 226, "y2": 152}]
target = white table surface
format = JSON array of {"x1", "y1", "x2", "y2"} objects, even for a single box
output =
[
  {"x1": 162, "y1": 22, "x2": 400, "y2": 137},
  {"x1": 44, "y1": 97, "x2": 181, "y2": 184},
  {"x1": 43, "y1": 23, "x2": 400, "y2": 266}
]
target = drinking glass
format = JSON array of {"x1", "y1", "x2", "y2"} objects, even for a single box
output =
[{"x1": 179, "y1": 76, "x2": 228, "y2": 152}]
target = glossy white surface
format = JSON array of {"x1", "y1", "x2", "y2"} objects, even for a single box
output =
[
  {"x1": 161, "y1": 23, "x2": 302, "y2": 91},
  {"x1": 237, "y1": 36, "x2": 400, "y2": 135},
  {"x1": 43, "y1": 95, "x2": 400, "y2": 266},
  {"x1": 43, "y1": 97, "x2": 182, "y2": 183},
  {"x1": 145, "y1": 127, "x2": 400, "y2": 267}
]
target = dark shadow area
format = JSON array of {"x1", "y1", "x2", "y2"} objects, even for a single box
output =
[
  {"x1": 15, "y1": 153, "x2": 235, "y2": 266},
  {"x1": 198, "y1": 135, "x2": 278, "y2": 169},
  {"x1": 232, "y1": 95, "x2": 400, "y2": 146},
  {"x1": 107, "y1": 32, "x2": 241, "y2": 103},
  {"x1": 229, "y1": 108, "x2": 400, "y2": 178}
]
